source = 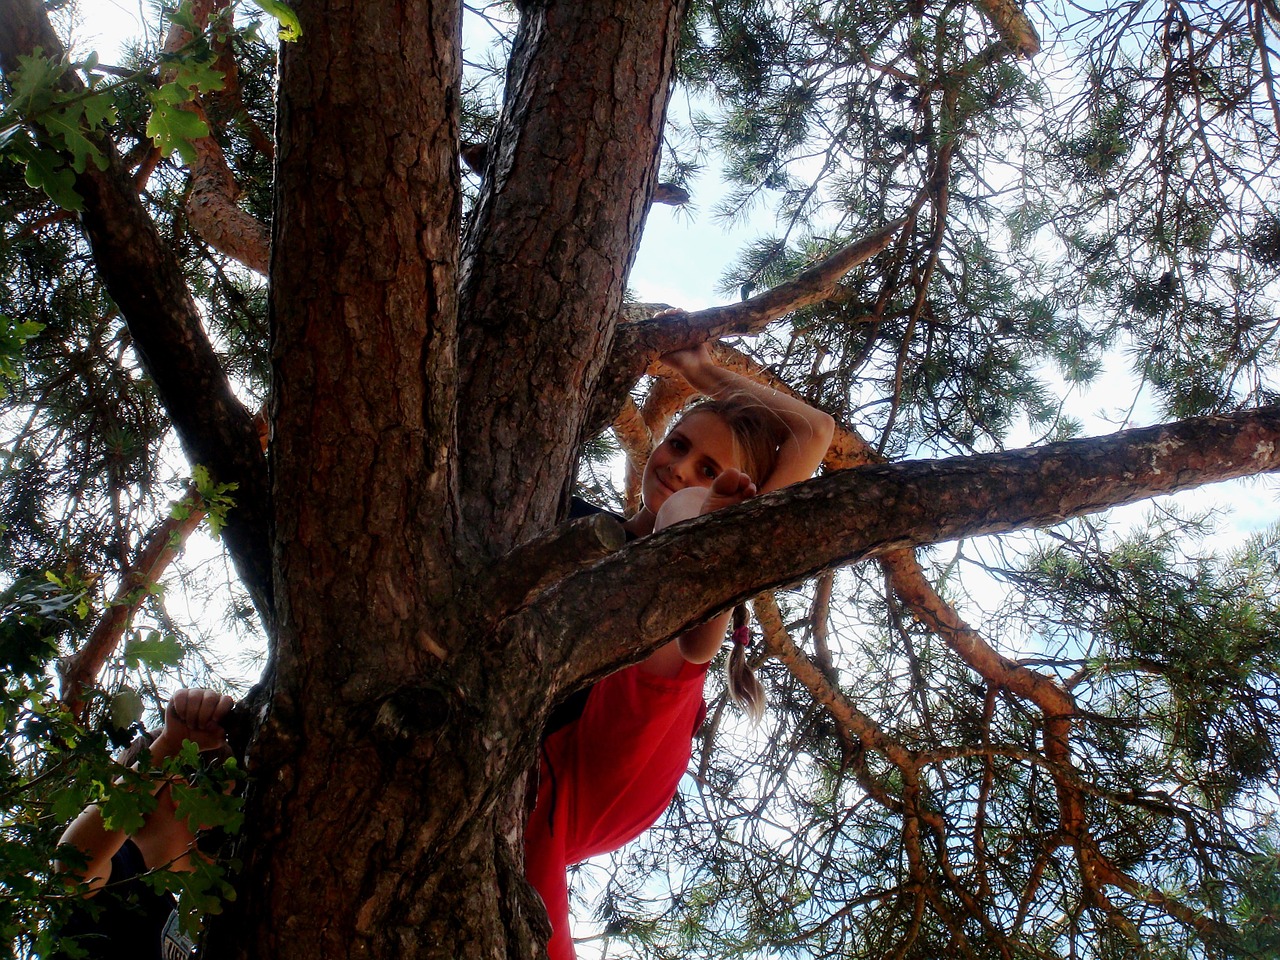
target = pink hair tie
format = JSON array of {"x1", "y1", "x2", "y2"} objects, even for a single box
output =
[{"x1": 731, "y1": 625, "x2": 750, "y2": 647}]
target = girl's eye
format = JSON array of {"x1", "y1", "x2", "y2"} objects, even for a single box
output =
[
  {"x1": 701, "y1": 465, "x2": 718, "y2": 479},
  {"x1": 668, "y1": 438, "x2": 687, "y2": 452}
]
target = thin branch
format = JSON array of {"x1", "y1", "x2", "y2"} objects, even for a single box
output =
[
  {"x1": 879, "y1": 123, "x2": 955, "y2": 451},
  {"x1": 752, "y1": 592, "x2": 910, "y2": 797},
  {"x1": 60, "y1": 407, "x2": 271, "y2": 714},
  {"x1": 625, "y1": 218, "x2": 906, "y2": 355},
  {"x1": 589, "y1": 219, "x2": 907, "y2": 431},
  {"x1": 59, "y1": 486, "x2": 208, "y2": 716},
  {"x1": 808, "y1": 569, "x2": 835, "y2": 680}
]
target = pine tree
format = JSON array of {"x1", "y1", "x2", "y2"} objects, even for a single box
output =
[{"x1": 1, "y1": 0, "x2": 1278, "y2": 957}]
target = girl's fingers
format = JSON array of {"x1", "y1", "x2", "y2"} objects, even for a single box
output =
[
  {"x1": 712, "y1": 468, "x2": 756, "y2": 498},
  {"x1": 198, "y1": 691, "x2": 221, "y2": 728},
  {"x1": 212, "y1": 694, "x2": 234, "y2": 725},
  {"x1": 171, "y1": 688, "x2": 228, "y2": 731}
]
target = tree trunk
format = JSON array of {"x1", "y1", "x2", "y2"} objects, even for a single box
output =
[
  {"x1": 213, "y1": 1, "x2": 686, "y2": 956},
  {"x1": 11, "y1": 0, "x2": 1280, "y2": 956},
  {"x1": 456, "y1": 0, "x2": 687, "y2": 554},
  {"x1": 208, "y1": 0, "x2": 488, "y2": 955}
]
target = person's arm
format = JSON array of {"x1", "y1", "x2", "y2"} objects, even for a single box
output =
[
  {"x1": 661, "y1": 342, "x2": 835, "y2": 492},
  {"x1": 56, "y1": 688, "x2": 233, "y2": 891}
]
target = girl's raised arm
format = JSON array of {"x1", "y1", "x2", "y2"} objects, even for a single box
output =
[{"x1": 660, "y1": 343, "x2": 835, "y2": 492}]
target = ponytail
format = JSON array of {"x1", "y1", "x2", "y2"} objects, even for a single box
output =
[{"x1": 726, "y1": 603, "x2": 765, "y2": 724}]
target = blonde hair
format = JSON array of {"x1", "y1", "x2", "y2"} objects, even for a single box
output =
[{"x1": 670, "y1": 395, "x2": 789, "y2": 724}]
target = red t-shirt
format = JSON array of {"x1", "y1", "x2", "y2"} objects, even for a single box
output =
[{"x1": 525, "y1": 658, "x2": 710, "y2": 960}]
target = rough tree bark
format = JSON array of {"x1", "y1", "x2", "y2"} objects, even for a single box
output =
[{"x1": 6, "y1": 0, "x2": 1280, "y2": 957}]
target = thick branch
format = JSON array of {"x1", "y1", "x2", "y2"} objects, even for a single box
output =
[
  {"x1": 0, "y1": 0, "x2": 271, "y2": 614},
  {"x1": 492, "y1": 513, "x2": 626, "y2": 615},
  {"x1": 455, "y1": 0, "x2": 688, "y2": 556},
  {"x1": 535, "y1": 405, "x2": 1280, "y2": 689},
  {"x1": 186, "y1": 103, "x2": 270, "y2": 274},
  {"x1": 611, "y1": 397, "x2": 652, "y2": 513},
  {"x1": 159, "y1": 0, "x2": 270, "y2": 273}
]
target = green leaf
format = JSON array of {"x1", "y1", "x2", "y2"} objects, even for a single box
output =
[
  {"x1": 97, "y1": 776, "x2": 155, "y2": 836},
  {"x1": 39, "y1": 100, "x2": 105, "y2": 174},
  {"x1": 190, "y1": 465, "x2": 239, "y2": 537},
  {"x1": 173, "y1": 57, "x2": 226, "y2": 96},
  {"x1": 122, "y1": 631, "x2": 185, "y2": 670},
  {"x1": 156, "y1": 855, "x2": 239, "y2": 937},
  {"x1": 18, "y1": 142, "x2": 82, "y2": 211},
  {"x1": 153, "y1": 81, "x2": 195, "y2": 107},
  {"x1": 170, "y1": 779, "x2": 244, "y2": 834},
  {"x1": 7, "y1": 52, "x2": 62, "y2": 116},
  {"x1": 145, "y1": 99, "x2": 208, "y2": 164},
  {"x1": 168, "y1": 1, "x2": 201, "y2": 35},
  {"x1": 191, "y1": 465, "x2": 214, "y2": 492},
  {"x1": 50, "y1": 785, "x2": 86, "y2": 825},
  {"x1": 81, "y1": 90, "x2": 119, "y2": 135},
  {"x1": 251, "y1": 0, "x2": 303, "y2": 41},
  {"x1": 108, "y1": 687, "x2": 145, "y2": 730}
]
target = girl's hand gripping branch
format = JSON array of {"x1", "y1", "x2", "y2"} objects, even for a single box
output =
[
  {"x1": 56, "y1": 688, "x2": 234, "y2": 890},
  {"x1": 150, "y1": 688, "x2": 234, "y2": 757}
]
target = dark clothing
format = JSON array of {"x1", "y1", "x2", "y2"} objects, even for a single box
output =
[
  {"x1": 566, "y1": 497, "x2": 626, "y2": 525},
  {"x1": 54, "y1": 840, "x2": 196, "y2": 960}
]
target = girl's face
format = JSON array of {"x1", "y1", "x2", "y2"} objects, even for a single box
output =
[{"x1": 642, "y1": 411, "x2": 742, "y2": 513}]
